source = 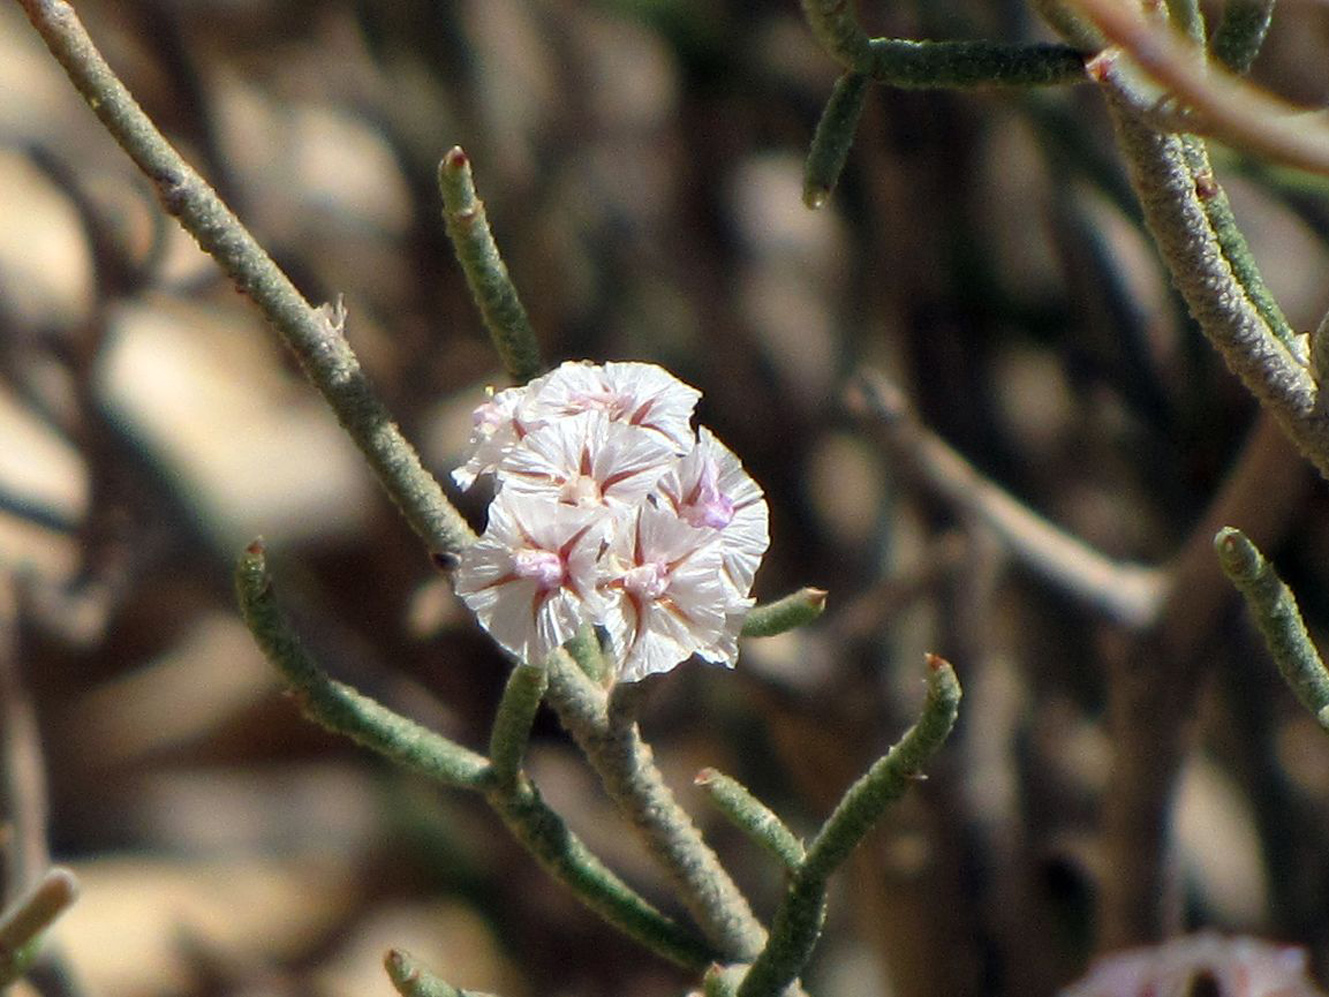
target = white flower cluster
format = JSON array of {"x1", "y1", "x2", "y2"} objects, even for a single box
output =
[{"x1": 452, "y1": 361, "x2": 770, "y2": 682}]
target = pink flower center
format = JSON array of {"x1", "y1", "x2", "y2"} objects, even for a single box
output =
[
  {"x1": 681, "y1": 460, "x2": 734, "y2": 529},
  {"x1": 512, "y1": 549, "x2": 564, "y2": 590},
  {"x1": 623, "y1": 560, "x2": 669, "y2": 601},
  {"x1": 560, "y1": 474, "x2": 604, "y2": 507}
]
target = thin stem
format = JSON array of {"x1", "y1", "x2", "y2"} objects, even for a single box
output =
[
  {"x1": 488, "y1": 663, "x2": 547, "y2": 787},
  {"x1": 696, "y1": 770, "x2": 805, "y2": 870},
  {"x1": 741, "y1": 589, "x2": 829, "y2": 639},
  {"x1": 235, "y1": 540, "x2": 491, "y2": 789},
  {"x1": 236, "y1": 543, "x2": 714, "y2": 968},
  {"x1": 385, "y1": 950, "x2": 492, "y2": 997},
  {"x1": 14, "y1": 0, "x2": 474, "y2": 559},
  {"x1": 1215, "y1": 527, "x2": 1329, "y2": 730},
  {"x1": 0, "y1": 868, "x2": 78, "y2": 987},
  {"x1": 804, "y1": 72, "x2": 869, "y2": 209},
  {"x1": 545, "y1": 649, "x2": 768, "y2": 961},
  {"x1": 438, "y1": 148, "x2": 543, "y2": 385},
  {"x1": 735, "y1": 656, "x2": 962, "y2": 997}
]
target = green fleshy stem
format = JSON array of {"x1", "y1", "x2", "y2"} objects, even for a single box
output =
[
  {"x1": 805, "y1": 72, "x2": 869, "y2": 209},
  {"x1": 235, "y1": 540, "x2": 491, "y2": 788},
  {"x1": 736, "y1": 656, "x2": 962, "y2": 997},
  {"x1": 237, "y1": 542, "x2": 714, "y2": 968},
  {"x1": 696, "y1": 769, "x2": 805, "y2": 870},
  {"x1": 1215, "y1": 527, "x2": 1329, "y2": 731},
  {"x1": 385, "y1": 950, "x2": 494, "y2": 997},
  {"x1": 439, "y1": 147, "x2": 543, "y2": 385},
  {"x1": 742, "y1": 589, "x2": 828, "y2": 638},
  {"x1": 488, "y1": 663, "x2": 548, "y2": 786}
]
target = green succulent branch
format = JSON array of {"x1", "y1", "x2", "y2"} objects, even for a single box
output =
[
  {"x1": 487, "y1": 663, "x2": 548, "y2": 787},
  {"x1": 438, "y1": 148, "x2": 544, "y2": 385},
  {"x1": 1179, "y1": 137, "x2": 1299, "y2": 351},
  {"x1": 235, "y1": 542, "x2": 716, "y2": 969},
  {"x1": 804, "y1": 72, "x2": 869, "y2": 209},
  {"x1": 735, "y1": 655, "x2": 962, "y2": 997},
  {"x1": 1210, "y1": 0, "x2": 1278, "y2": 74},
  {"x1": 1094, "y1": 76, "x2": 1329, "y2": 479},
  {"x1": 695, "y1": 769, "x2": 805, "y2": 870},
  {"x1": 546, "y1": 647, "x2": 769, "y2": 962},
  {"x1": 741, "y1": 589, "x2": 829, "y2": 638},
  {"x1": 0, "y1": 868, "x2": 78, "y2": 988},
  {"x1": 14, "y1": 0, "x2": 474, "y2": 560},
  {"x1": 801, "y1": 0, "x2": 1086, "y2": 84},
  {"x1": 236, "y1": 540, "x2": 491, "y2": 788},
  {"x1": 863, "y1": 39, "x2": 1087, "y2": 88},
  {"x1": 798, "y1": 0, "x2": 1085, "y2": 208},
  {"x1": 385, "y1": 949, "x2": 496, "y2": 997},
  {"x1": 1216, "y1": 527, "x2": 1329, "y2": 731}
]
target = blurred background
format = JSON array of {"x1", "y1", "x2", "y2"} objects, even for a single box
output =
[{"x1": 3, "y1": 1, "x2": 1329, "y2": 995}]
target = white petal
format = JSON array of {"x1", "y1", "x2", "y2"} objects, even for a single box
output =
[
  {"x1": 499, "y1": 412, "x2": 675, "y2": 510},
  {"x1": 602, "y1": 505, "x2": 734, "y2": 681},
  {"x1": 601, "y1": 361, "x2": 701, "y2": 453},
  {"x1": 654, "y1": 427, "x2": 769, "y2": 599},
  {"x1": 455, "y1": 491, "x2": 609, "y2": 665},
  {"x1": 523, "y1": 360, "x2": 701, "y2": 454},
  {"x1": 452, "y1": 386, "x2": 527, "y2": 489}
]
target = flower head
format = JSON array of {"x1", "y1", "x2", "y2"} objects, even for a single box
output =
[{"x1": 451, "y1": 361, "x2": 768, "y2": 682}]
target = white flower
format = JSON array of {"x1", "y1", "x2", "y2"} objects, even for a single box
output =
[
  {"x1": 451, "y1": 360, "x2": 770, "y2": 681},
  {"x1": 651, "y1": 426, "x2": 769, "y2": 600},
  {"x1": 454, "y1": 492, "x2": 609, "y2": 665},
  {"x1": 452, "y1": 386, "x2": 526, "y2": 489},
  {"x1": 601, "y1": 504, "x2": 750, "y2": 682},
  {"x1": 499, "y1": 411, "x2": 676, "y2": 509}
]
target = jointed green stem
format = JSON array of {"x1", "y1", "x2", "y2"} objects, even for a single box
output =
[
  {"x1": 736, "y1": 657, "x2": 961, "y2": 997},
  {"x1": 235, "y1": 542, "x2": 716, "y2": 969},
  {"x1": 439, "y1": 148, "x2": 543, "y2": 385},
  {"x1": 1216, "y1": 527, "x2": 1329, "y2": 730},
  {"x1": 547, "y1": 648, "x2": 768, "y2": 961}
]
